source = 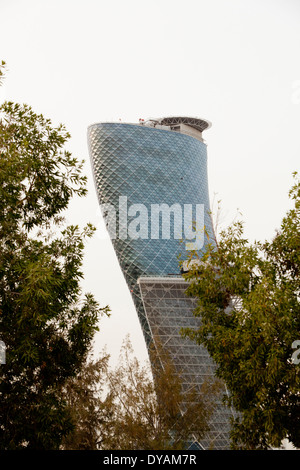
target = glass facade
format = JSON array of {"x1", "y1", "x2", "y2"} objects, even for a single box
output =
[
  {"x1": 88, "y1": 120, "x2": 233, "y2": 449},
  {"x1": 138, "y1": 277, "x2": 234, "y2": 449}
]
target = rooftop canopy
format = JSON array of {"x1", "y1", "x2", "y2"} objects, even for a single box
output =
[{"x1": 156, "y1": 116, "x2": 211, "y2": 132}]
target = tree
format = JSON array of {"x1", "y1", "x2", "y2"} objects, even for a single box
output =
[
  {"x1": 182, "y1": 173, "x2": 300, "y2": 449},
  {"x1": 0, "y1": 62, "x2": 109, "y2": 449},
  {"x1": 61, "y1": 352, "x2": 114, "y2": 450},
  {"x1": 62, "y1": 337, "x2": 220, "y2": 450},
  {"x1": 99, "y1": 337, "x2": 220, "y2": 450}
]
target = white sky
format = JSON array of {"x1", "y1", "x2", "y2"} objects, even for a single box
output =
[{"x1": 1, "y1": 0, "x2": 300, "y2": 365}]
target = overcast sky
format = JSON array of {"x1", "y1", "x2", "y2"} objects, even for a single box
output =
[{"x1": 1, "y1": 0, "x2": 299, "y2": 364}]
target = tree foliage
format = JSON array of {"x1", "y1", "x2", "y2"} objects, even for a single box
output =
[
  {"x1": 182, "y1": 174, "x2": 300, "y2": 449},
  {"x1": 61, "y1": 337, "x2": 221, "y2": 450},
  {"x1": 0, "y1": 63, "x2": 109, "y2": 449},
  {"x1": 61, "y1": 353, "x2": 114, "y2": 450},
  {"x1": 101, "y1": 338, "x2": 220, "y2": 450}
]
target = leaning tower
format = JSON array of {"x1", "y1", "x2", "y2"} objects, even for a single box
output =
[{"x1": 88, "y1": 116, "x2": 234, "y2": 449}]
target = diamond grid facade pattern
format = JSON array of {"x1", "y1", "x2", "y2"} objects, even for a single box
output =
[{"x1": 88, "y1": 122, "x2": 233, "y2": 449}]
